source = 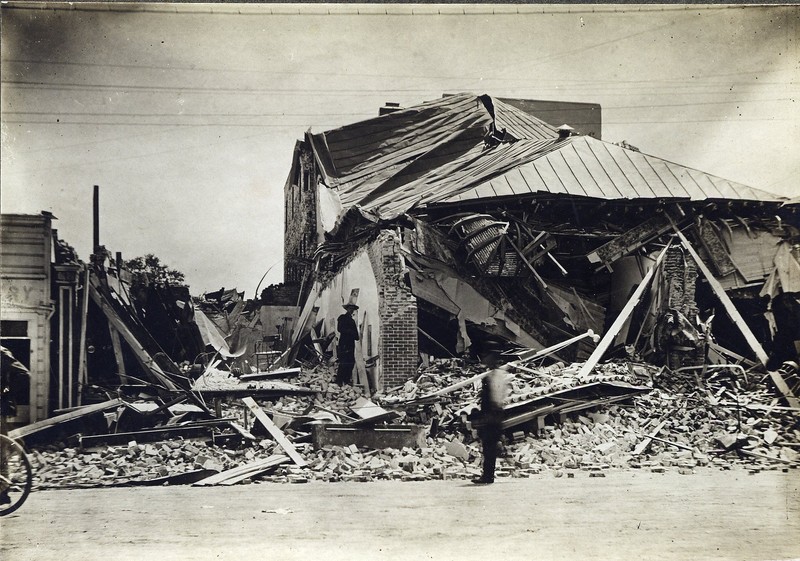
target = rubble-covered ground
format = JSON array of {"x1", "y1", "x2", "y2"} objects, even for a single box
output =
[{"x1": 28, "y1": 359, "x2": 799, "y2": 489}]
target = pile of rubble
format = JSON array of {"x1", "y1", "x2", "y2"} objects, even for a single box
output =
[{"x1": 22, "y1": 358, "x2": 800, "y2": 490}]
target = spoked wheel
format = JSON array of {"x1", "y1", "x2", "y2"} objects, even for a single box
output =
[{"x1": 0, "y1": 433, "x2": 32, "y2": 516}]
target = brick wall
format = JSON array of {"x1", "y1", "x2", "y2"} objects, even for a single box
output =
[
  {"x1": 284, "y1": 145, "x2": 318, "y2": 285},
  {"x1": 368, "y1": 229, "x2": 418, "y2": 389},
  {"x1": 663, "y1": 243, "x2": 703, "y2": 368}
]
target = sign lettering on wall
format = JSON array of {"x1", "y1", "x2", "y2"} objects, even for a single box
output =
[{"x1": 0, "y1": 279, "x2": 46, "y2": 307}]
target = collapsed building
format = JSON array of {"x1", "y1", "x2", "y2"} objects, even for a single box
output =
[
  {"x1": 4, "y1": 94, "x2": 799, "y2": 490},
  {"x1": 283, "y1": 93, "x2": 800, "y2": 397}
]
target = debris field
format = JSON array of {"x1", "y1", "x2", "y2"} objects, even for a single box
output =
[{"x1": 23, "y1": 357, "x2": 799, "y2": 490}]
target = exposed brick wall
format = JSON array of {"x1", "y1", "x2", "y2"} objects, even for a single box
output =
[
  {"x1": 284, "y1": 144, "x2": 318, "y2": 286},
  {"x1": 368, "y1": 229, "x2": 418, "y2": 389},
  {"x1": 663, "y1": 243, "x2": 703, "y2": 369}
]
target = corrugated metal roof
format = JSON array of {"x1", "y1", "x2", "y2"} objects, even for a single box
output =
[
  {"x1": 440, "y1": 136, "x2": 785, "y2": 206},
  {"x1": 306, "y1": 94, "x2": 786, "y2": 220},
  {"x1": 309, "y1": 93, "x2": 558, "y2": 208}
]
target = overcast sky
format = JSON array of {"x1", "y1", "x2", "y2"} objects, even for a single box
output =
[{"x1": 1, "y1": 3, "x2": 797, "y2": 297}]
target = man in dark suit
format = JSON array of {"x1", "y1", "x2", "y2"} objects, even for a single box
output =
[{"x1": 335, "y1": 304, "x2": 359, "y2": 385}]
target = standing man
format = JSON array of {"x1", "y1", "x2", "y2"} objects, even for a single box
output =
[
  {"x1": 473, "y1": 349, "x2": 509, "y2": 485},
  {"x1": 335, "y1": 303, "x2": 359, "y2": 385}
]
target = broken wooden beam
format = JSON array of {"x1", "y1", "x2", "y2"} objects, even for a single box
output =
[
  {"x1": 193, "y1": 454, "x2": 290, "y2": 486},
  {"x1": 671, "y1": 225, "x2": 799, "y2": 409},
  {"x1": 88, "y1": 278, "x2": 179, "y2": 391},
  {"x1": 239, "y1": 367, "x2": 301, "y2": 381},
  {"x1": 76, "y1": 420, "x2": 238, "y2": 449},
  {"x1": 242, "y1": 397, "x2": 307, "y2": 466},
  {"x1": 9, "y1": 398, "x2": 124, "y2": 442},
  {"x1": 578, "y1": 242, "x2": 670, "y2": 378},
  {"x1": 632, "y1": 419, "x2": 667, "y2": 455},
  {"x1": 587, "y1": 213, "x2": 673, "y2": 269},
  {"x1": 500, "y1": 404, "x2": 555, "y2": 430}
]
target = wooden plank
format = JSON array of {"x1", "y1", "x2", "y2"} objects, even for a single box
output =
[
  {"x1": 632, "y1": 419, "x2": 667, "y2": 455},
  {"x1": 134, "y1": 469, "x2": 219, "y2": 487},
  {"x1": 672, "y1": 226, "x2": 799, "y2": 409},
  {"x1": 578, "y1": 243, "x2": 670, "y2": 378},
  {"x1": 193, "y1": 454, "x2": 289, "y2": 486},
  {"x1": 88, "y1": 279, "x2": 179, "y2": 391},
  {"x1": 242, "y1": 397, "x2": 307, "y2": 466},
  {"x1": 500, "y1": 405, "x2": 555, "y2": 430},
  {"x1": 629, "y1": 428, "x2": 693, "y2": 452},
  {"x1": 9, "y1": 398, "x2": 124, "y2": 440},
  {"x1": 77, "y1": 264, "x2": 90, "y2": 406},
  {"x1": 673, "y1": 226, "x2": 768, "y2": 364},
  {"x1": 77, "y1": 422, "x2": 230, "y2": 448},
  {"x1": 239, "y1": 367, "x2": 301, "y2": 381},
  {"x1": 108, "y1": 325, "x2": 130, "y2": 384},
  {"x1": 587, "y1": 213, "x2": 672, "y2": 267},
  {"x1": 707, "y1": 342, "x2": 758, "y2": 368},
  {"x1": 347, "y1": 412, "x2": 401, "y2": 427}
]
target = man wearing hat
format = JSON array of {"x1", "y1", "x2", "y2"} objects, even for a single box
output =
[{"x1": 336, "y1": 303, "x2": 360, "y2": 385}]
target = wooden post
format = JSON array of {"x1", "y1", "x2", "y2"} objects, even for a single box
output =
[
  {"x1": 578, "y1": 243, "x2": 671, "y2": 378},
  {"x1": 88, "y1": 278, "x2": 178, "y2": 391},
  {"x1": 108, "y1": 326, "x2": 129, "y2": 385},
  {"x1": 76, "y1": 264, "x2": 90, "y2": 405}
]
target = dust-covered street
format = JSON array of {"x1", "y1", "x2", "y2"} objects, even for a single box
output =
[{"x1": 2, "y1": 469, "x2": 798, "y2": 561}]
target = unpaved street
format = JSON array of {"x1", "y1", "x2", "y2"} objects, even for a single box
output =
[{"x1": 2, "y1": 468, "x2": 798, "y2": 561}]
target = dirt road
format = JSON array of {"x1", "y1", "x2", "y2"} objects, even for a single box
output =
[{"x1": 2, "y1": 468, "x2": 798, "y2": 561}]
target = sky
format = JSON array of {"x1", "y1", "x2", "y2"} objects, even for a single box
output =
[{"x1": 1, "y1": 3, "x2": 798, "y2": 297}]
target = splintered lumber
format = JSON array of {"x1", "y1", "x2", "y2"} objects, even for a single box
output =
[
  {"x1": 347, "y1": 399, "x2": 401, "y2": 426},
  {"x1": 242, "y1": 397, "x2": 307, "y2": 466},
  {"x1": 240, "y1": 367, "x2": 301, "y2": 381},
  {"x1": 514, "y1": 329, "x2": 599, "y2": 362},
  {"x1": 88, "y1": 279, "x2": 179, "y2": 391},
  {"x1": 578, "y1": 242, "x2": 670, "y2": 378},
  {"x1": 134, "y1": 469, "x2": 219, "y2": 487},
  {"x1": 739, "y1": 449, "x2": 800, "y2": 466},
  {"x1": 587, "y1": 213, "x2": 673, "y2": 268},
  {"x1": 76, "y1": 420, "x2": 235, "y2": 448},
  {"x1": 632, "y1": 420, "x2": 667, "y2": 455},
  {"x1": 432, "y1": 371, "x2": 490, "y2": 396},
  {"x1": 672, "y1": 226, "x2": 769, "y2": 365},
  {"x1": 500, "y1": 405, "x2": 555, "y2": 430},
  {"x1": 351, "y1": 397, "x2": 392, "y2": 420},
  {"x1": 193, "y1": 454, "x2": 290, "y2": 486},
  {"x1": 628, "y1": 428, "x2": 693, "y2": 452},
  {"x1": 672, "y1": 225, "x2": 799, "y2": 409},
  {"x1": 9, "y1": 398, "x2": 124, "y2": 441}
]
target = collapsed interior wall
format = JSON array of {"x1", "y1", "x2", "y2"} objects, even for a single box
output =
[{"x1": 290, "y1": 245, "x2": 382, "y2": 387}]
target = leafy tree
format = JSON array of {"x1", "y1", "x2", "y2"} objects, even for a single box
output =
[{"x1": 125, "y1": 254, "x2": 186, "y2": 288}]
